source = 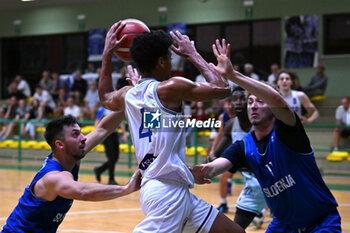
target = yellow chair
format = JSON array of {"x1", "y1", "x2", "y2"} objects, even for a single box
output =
[
  {"x1": 0, "y1": 140, "x2": 14, "y2": 148},
  {"x1": 310, "y1": 95, "x2": 326, "y2": 102},
  {"x1": 20, "y1": 141, "x2": 31, "y2": 149},
  {"x1": 119, "y1": 144, "x2": 128, "y2": 153},
  {"x1": 186, "y1": 147, "x2": 195, "y2": 156},
  {"x1": 326, "y1": 151, "x2": 349, "y2": 162},
  {"x1": 197, "y1": 131, "x2": 205, "y2": 136},
  {"x1": 197, "y1": 146, "x2": 208, "y2": 156},
  {"x1": 36, "y1": 127, "x2": 46, "y2": 133},
  {"x1": 9, "y1": 141, "x2": 19, "y2": 149},
  {"x1": 205, "y1": 130, "x2": 212, "y2": 137},
  {"x1": 32, "y1": 141, "x2": 49, "y2": 150},
  {"x1": 0, "y1": 142, "x2": 7, "y2": 148},
  {"x1": 81, "y1": 126, "x2": 94, "y2": 134},
  {"x1": 96, "y1": 144, "x2": 105, "y2": 152},
  {"x1": 26, "y1": 140, "x2": 38, "y2": 149}
]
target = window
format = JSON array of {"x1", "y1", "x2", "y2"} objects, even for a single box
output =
[{"x1": 324, "y1": 13, "x2": 350, "y2": 55}]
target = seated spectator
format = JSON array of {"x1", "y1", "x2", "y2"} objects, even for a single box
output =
[
  {"x1": 15, "y1": 99, "x2": 31, "y2": 138},
  {"x1": 53, "y1": 88, "x2": 70, "y2": 118},
  {"x1": 49, "y1": 71, "x2": 64, "y2": 100},
  {"x1": 14, "y1": 74, "x2": 31, "y2": 98},
  {"x1": 267, "y1": 63, "x2": 279, "y2": 84},
  {"x1": 83, "y1": 80, "x2": 99, "y2": 120},
  {"x1": 0, "y1": 96, "x2": 18, "y2": 140},
  {"x1": 33, "y1": 85, "x2": 56, "y2": 120},
  {"x1": 70, "y1": 70, "x2": 88, "y2": 104},
  {"x1": 243, "y1": 63, "x2": 259, "y2": 80},
  {"x1": 305, "y1": 63, "x2": 328, "y2": 97},
  {"x1": 0, "y1": 98, "x2": 11, "y2": 119},
  {"x1": 23, "y1": 98, "x2": 41, "y2": 140},
  {"x1": 64, "y1": 97, "x2": 82, "y2": 120},
  {"x1": 5, "y1": 81, "x2": 26, "y2": 100},
  {"x1": 332, "y1": 97, "x2": 350, "y2": 151},
  {"x1": 39, "y1": 70, "x2": 54, "y2": 92}
]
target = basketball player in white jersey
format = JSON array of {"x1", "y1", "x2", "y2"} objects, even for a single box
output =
[
  {"x1": 276, "y1": 70, "x2": 319, "y2": 123},
  {"x1": 98, "y1": 21, "x2": 244, "y2": 233}
]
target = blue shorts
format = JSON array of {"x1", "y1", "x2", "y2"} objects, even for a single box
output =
[{"x1": 266, "y1": 210, "x2": 341, "y2": 233}]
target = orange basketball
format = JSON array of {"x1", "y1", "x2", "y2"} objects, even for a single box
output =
[{"x1": 114, "y1": 18, "x2": 150, "y2": 62}]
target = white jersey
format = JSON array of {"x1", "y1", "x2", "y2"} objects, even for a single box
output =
[
  {"x1": 231, "y1": 116, "x2": 252, "y2": 142},
  {"x1": 283, "y1": 90, "x2": 301, "y2": 116},
  {"x1": 124, "y1": 78, "x2": 194, "y2": 188}
]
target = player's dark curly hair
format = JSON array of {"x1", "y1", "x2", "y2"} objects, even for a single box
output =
[
  {"x1": 130, "y1": 30, "x2": 173, "y2": 73},
  {"x1": 44, "y1": 115, "x2": 78, "y2": 150}
]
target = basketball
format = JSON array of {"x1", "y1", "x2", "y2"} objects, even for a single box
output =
[{"x1": 114, "y1": 18, "x2": 150, "y2": 62}]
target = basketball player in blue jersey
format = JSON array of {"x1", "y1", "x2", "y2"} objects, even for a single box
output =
[
  {"x1": 207, "y1": 86, "x2": 267, "y2": 229},
  {"x1": 192, "y1": 40, "x2": 341, "y2": 233},
  {"x1": 99, "y1": 21, "x2": 244, "y2": 233},
  {"x1": 2, "y1": 114, "x2": 142, "y2": 233}
]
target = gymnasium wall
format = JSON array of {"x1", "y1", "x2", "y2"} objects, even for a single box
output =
[{"x1": 0, "y1": 0, "x2": 349, "y2": 97}]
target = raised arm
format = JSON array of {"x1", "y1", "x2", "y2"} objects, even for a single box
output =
[
  {"x1": 99, "y1": 21, "x2": 133, "y2": 111},
  {"x1": 171, "y1": 31, "x2": 229, "y2": 89},
  {"x1": 156, "y1": 33, "x2": 231, "y2": 108},
  {"x1": 85, "y1": 111, "x2": 124, "y2": 152},
  {"x1": 212, "y1": 39, "x2": 296, "y2": 126}
]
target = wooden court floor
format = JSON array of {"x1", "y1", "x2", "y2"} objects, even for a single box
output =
[{"x1": 0, "y1": 169, "x2": 349, "y2": 233}]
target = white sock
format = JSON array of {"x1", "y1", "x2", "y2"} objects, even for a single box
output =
[{"x1": 220, "y1": 198, "x2": 227, "y2": 204}]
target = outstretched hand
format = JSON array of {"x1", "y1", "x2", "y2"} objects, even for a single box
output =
[
  {"x1": 127, "y1": 65, "x2": 141, "y2": 86},
  {"x1": 189, "y1": 165, "x2": 211, "y2": 184},
  {"x1": 210, "y1": 39, "x2": 234, "y2": 78},
  {"x1": 170, "y1": 31, "x2": 197, "y2": 59},
  {"x1": 104, "y1": 21, "x2": 127, "y2": 55}
]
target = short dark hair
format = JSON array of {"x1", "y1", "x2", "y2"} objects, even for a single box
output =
[
  {"x1": 232, "y1": 86, "x2": 245, "y2": 93},
  {"x1": 44, "y1": 115, "x2": 78, "y2": 150},
  {"x1": 130, "y1": 30, "x2": 173, "y2": 73}
]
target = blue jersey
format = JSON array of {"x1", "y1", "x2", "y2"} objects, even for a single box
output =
[
  {"x1": 2, "y1": 153, "x2": 79, "y2": 233},
  {"x1": 243, "y1": 126, "x2": 338, "y2": 229}
]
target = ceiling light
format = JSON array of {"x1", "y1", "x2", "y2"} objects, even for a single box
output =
[{"x1": 21, "y1": 0, "x2": 36, "y2": 2}]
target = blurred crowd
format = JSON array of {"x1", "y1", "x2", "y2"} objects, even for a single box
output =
[{"x1": 1, "y1": 61, "x2": 346, "y2": 152}]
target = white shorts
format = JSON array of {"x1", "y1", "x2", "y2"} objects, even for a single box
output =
[
  {"x1": 236, "y1": 172, "x2": 266, "y2": 215},
  {"x1": 134, "y1": 179, "x2": 218, "y2": 233}
]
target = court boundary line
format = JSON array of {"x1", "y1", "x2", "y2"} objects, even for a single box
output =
[
  {"x1": 66, "y1": 208, "x2": 142, "y2": 215},
  {"x1": 0, "y1": 208, "x2": 142, "y2": 221},
  {"x1": 57, "y1": 230, "x2": 126, "y2": 233}
]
